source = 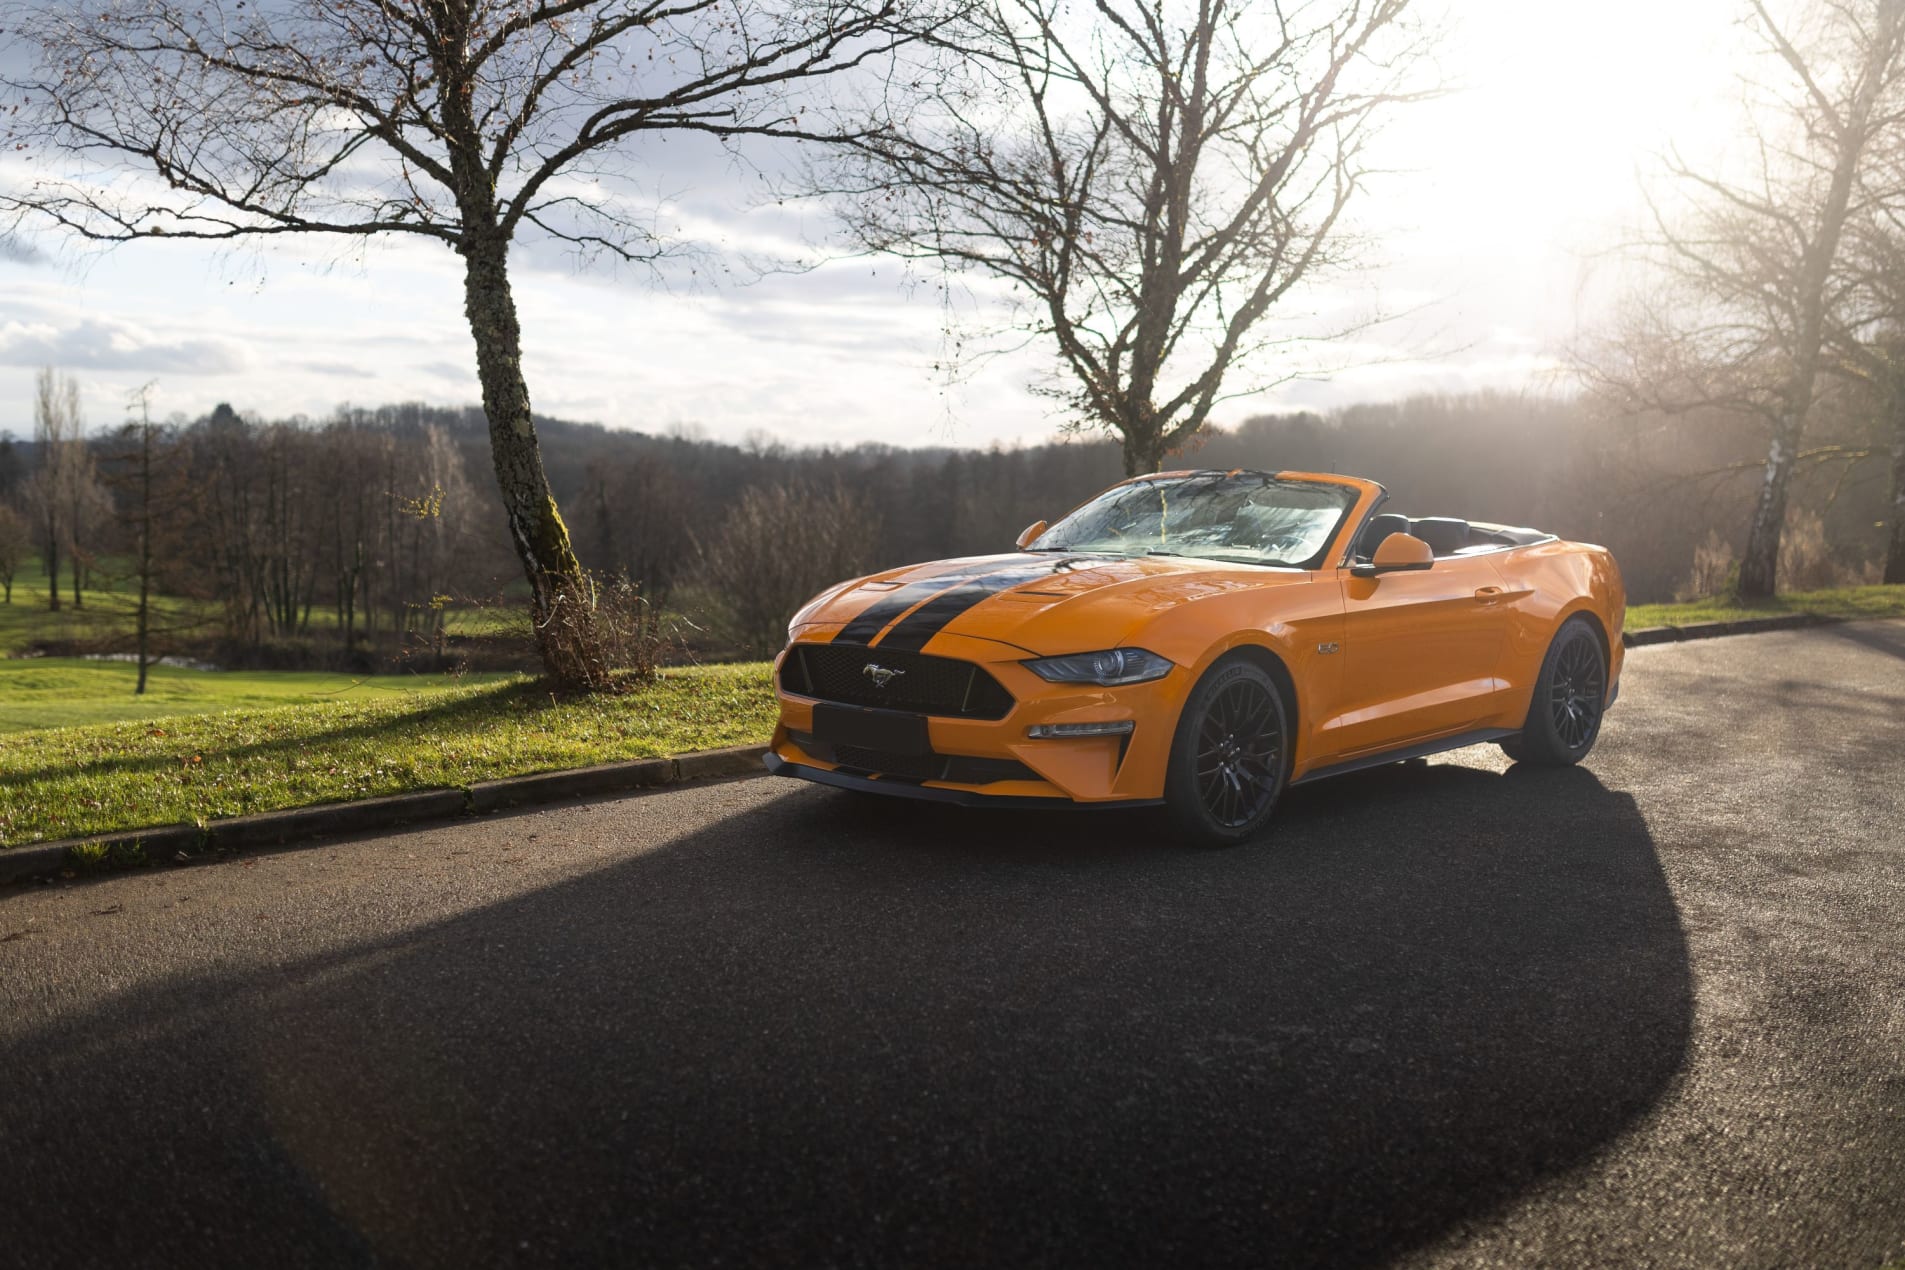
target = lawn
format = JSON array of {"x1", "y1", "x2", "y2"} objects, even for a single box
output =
[
  {"x1": 0, "y1": 564, "x2": 209, "y2": 656},
  {"x1": 0, "y1": 659, "x2": 522, "y2": 733},
  {"x1": 1625, "y1": 583, "x2": 1905, "y2": 630},
  {"x1": 0, "y1": 556, "x2": 523, "y2": 656},
  {"x1": 8, "y1": 574, "x2": 1896, "y2": 849},
  {"x1": 0, "y1": 662, "x2": 778, "y2": 848}
]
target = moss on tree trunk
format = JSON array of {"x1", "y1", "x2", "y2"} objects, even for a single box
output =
[{"x1": 460, "y1": 231, "x2": 608, "y2": 690}]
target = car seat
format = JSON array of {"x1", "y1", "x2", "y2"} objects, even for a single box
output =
[
  {"x1": 1354, "y1": 513, "x2": 1411, "y2": 561},
  {"x1": 1408, "y1": 517, "x2": 1472, "y2": 558}
]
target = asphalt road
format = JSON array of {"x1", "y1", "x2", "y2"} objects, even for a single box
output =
[{"x1": 3, "y1": 623, "x2": 1902, "y2": 1270}]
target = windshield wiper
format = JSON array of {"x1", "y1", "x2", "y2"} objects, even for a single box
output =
[{"x1": 1145, "y1": 549, "x2": 1294, "y2": 568}]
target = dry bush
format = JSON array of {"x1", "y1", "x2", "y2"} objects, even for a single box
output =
[
  {"x1": 587, "y1": 573, "x2": 670, "y2": 682},
  {"x1": 438, "y1": 571, "x2": 671, "y2": 688},
  {"x1": 1681, "y1": 508, "x2": 1868, "y2": 600},
  {"x1": 1677, "y1": 531, "x2": 1738, "y2": 601},
  {"x1": 696, "y1": 482, "x2": 878, "y2": 656},
  {"x1": 1777, "y1": 508, "x2": 1855, "y2": 593},
  {"x1": 527, "y1": 571, "x2": 672, "y2": 689}
]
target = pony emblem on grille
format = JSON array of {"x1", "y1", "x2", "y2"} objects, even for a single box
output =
[{"x1": 861, "y1": 663, "x2": 906, "y2": 689}]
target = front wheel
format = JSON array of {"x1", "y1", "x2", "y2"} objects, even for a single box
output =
[
  {"x1": 1501, "y1": 616, "x2": 1608, "y2": 766},
  {"x1": 1164, "y1": 656, "x2": 1290, "y2": 846}
]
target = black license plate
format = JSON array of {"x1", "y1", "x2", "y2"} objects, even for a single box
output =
[{"x1": 812, "y1": 703, "x2": 931, "y2": 755}]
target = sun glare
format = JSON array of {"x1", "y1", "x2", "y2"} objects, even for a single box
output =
[{"x1": 1379, "y1": 0, "x2": 1744, "y2": 251}]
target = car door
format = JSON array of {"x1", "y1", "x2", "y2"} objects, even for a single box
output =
[{"x1": 1315, "y1": 553, "x2": 1515, "y2": 761}]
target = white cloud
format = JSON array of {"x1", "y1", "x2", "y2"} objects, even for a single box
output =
[
  {"x1": 0, "y1": 314, "x2": 251, "y2": 374},
  {"x1": 0, "y1": 0, "x2": 1751, "y2": 449}
]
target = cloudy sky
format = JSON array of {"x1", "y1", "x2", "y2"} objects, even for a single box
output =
[{"x1": 0, "y1": 0, "x2": 1746, "y2": 449}]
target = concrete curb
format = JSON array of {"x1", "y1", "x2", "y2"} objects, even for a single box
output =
[
  {"x1": 0, "y1": 744, "x2": 768, "y2": 887},
  {"x1": 1622, "y1": 612, "x2": 1840, "y2": 647}
]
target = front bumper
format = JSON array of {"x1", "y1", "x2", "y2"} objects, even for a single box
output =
[
  {"x1": 763, "y1": 750, "x2": 1162, "y2": 809},
  {"x1": 768, "y1": 633, "x2": 1192, "y2": 804}
]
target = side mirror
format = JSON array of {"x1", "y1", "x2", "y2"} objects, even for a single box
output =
[
  {"x1": 1352, "y1": 532, "x2": 1435, "y2": 578},
  {"x1": 1016, "y1": 520, "x2": 1048, "y2": 550}
]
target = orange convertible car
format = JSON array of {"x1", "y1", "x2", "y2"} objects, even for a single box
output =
[{"x1": 766, "y1": 470, "x2": 1624, "y2": 844}]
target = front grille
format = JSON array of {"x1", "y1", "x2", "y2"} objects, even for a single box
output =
[{"x1": 781, "y1": 644, "x2": 1014, "y2": 719}]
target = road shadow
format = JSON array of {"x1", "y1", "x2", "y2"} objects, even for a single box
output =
[
  {"x1": 0, "y1": 761, "x2": 1690, "y2": 1269},
  {"x1": 1822, "y1": 617, "x2": 1905, "y2": 664}
]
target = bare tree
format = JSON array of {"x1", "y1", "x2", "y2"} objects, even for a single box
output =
[
  {"x1": 820, "y1": 0, "x2": 1434, "y2": 474},
  {"x1": 1824, "y1": 121, "x2": 1905, "y2": 583},
  {"x1": 1596, "y1": 0, "x2": 1905, "y2": 597},
  {"x1": 697, "y1": 480, "x2": 876, "y2": 653},
  {"x1": 23, "y1": 367, "x2": 81, "y2": 612},
  {"x1": 394, "y1": 423, "x2": 477, "y2": 646},
  {"x1": 106, "y1": 384, "x2": 191, "y2": 693},
  {"x1": 583, "y1": 456, "x2": 694, "y2": 606},
  {"x1": 63, "y1": 430, "x2": 110, "y2": 608},
  {"x1": 0, "y1": 501, "x2": 27, "y2": 604},
  {"x1": 1, "y1": 0, "x2": 936, "y2": 686}
]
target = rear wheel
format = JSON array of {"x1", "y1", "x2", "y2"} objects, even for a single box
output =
[
  {"x1": 1501, "y1": 616, "x2": 1607, "y2": 766},
  {"x1": 1164, "y1": 656, "x2": 1290, "y2": 846}
]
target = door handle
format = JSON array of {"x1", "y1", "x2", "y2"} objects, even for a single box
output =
[{"x1": 1474, "y1": 586, "x2": 1505, "y2": 604}]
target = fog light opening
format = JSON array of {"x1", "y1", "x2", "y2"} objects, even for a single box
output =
[{"x1": 1025, "y1": 721, "x2": 1136, "y2": 739}]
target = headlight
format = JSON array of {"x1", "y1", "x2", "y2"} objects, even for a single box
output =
[{"x1": 1023, "y1": 648, "x2": 1174, "y2": 686}]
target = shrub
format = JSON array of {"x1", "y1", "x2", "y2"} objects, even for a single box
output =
[
  {"x1": 695, "y1": 482, "x2": 879, "y2": 657},
  {"x1": 1677, "y1": 530, "x2": 1737, "y2": 601},
  {"x1": 1777, "y1": 508, "x2": 1854, "y2": 593}
]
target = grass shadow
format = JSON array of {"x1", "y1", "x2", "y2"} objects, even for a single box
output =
[{"x1": 0, "y1": 678, "x2": 547, "y2": 791}]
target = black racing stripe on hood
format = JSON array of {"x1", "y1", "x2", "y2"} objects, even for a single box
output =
[
  {"x1": 872, "y1": 559, "x2": 1085, "y2": 653},
  {"x1": 830, "y1": 562, "x2": 1016, "y2": 646}
]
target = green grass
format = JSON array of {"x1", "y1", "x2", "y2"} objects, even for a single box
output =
[
  {"x1": 1625, "y1": 583, "x2": 1905, "y2": 630},
  {"x1": 0, "y1": 661, "x2": 777, "y2": 848},
  {"x1": 0, "y1": 555, "x2": 523, "y2": 655},
  {"x1": 0, "y1": 659, "x2": 517, "y2": 733},
  {"x1": 0, "y1": 563, "x2": 209, "y2": 655}
]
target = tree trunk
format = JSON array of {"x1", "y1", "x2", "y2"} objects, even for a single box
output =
[
  {"x1": 1735, "y1": 8, "x2": 1900, "y2": 599},
  {"x1": 44, "y1": 528, "x2": 59, "y2": 612},
  {"x1": 135, "y1": 418, "x2": 152, "y2": 696},
  {"x1": 1120, "y1": 425, "x2": 1165, "y2": 477},
  {"x1": 135, "y1": 565, "x2": 150, "y2": 695},
  {"x1": 1886, "y1": 412, "x2": 1905, "y2": 585},
  {"x1": 1738, "y1": 424, "x2": 1799, "y2": 599},
  {"x1": 459, "y1": 231, "x2": 607, "y2": 689}
]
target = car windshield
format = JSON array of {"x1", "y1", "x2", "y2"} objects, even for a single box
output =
[{"x1": 1028, "y1": 473, "x2": 1356, "y2": 569}]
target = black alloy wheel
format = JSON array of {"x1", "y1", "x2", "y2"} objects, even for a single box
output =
[
  {"x1": 1550, "y1": 631, "x2": 1606, "y2": 749},
  {"x1": 1165, "y1": 656, "x2": 1290, "y2": 845},
  {"x1": 1501, "y1": 616, "x2": 1608, "y2": 766}
]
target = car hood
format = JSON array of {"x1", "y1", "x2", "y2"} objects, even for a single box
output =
[{"x1": 790, "y1": 551, "x2": 1311, "y2": 656}]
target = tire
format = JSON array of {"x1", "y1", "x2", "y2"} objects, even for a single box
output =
[
  {"x1": 1164, "y1": 655, "x2": 1291, "y2": 846},
  {"x1": 1500, "y1": 616, "x2": 1608, "y2": 767}
]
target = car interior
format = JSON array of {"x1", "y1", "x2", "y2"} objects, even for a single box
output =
[{"x1": 1351, "y1": 511, "x2": 1553, "y2": 562}]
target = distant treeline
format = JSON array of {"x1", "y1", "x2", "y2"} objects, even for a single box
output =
[{"x1": 0, "y1": 390, "x2": 1889, "y2": 665}]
